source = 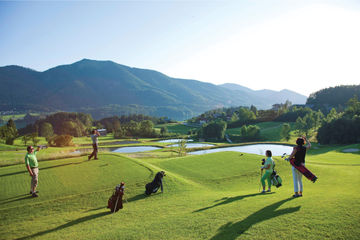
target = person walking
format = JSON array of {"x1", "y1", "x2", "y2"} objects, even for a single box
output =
[
  {"x1": 25, "y1": 145, "x2": 41, "y2": 197},
  {"x1": 88, "y1": 129, "x2": 100, "y2": 160},
  {"x1": 288, "y1": 136, "x2": 311, "y2": 198},
  {"x1": 260, "y1": 150, "x2": 275, "y2": 193}
]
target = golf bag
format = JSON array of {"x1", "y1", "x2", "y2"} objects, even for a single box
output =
[
  {"x1": 145, "y1": 171, "x2": 165, "y2": 195},
  {"x1": 107, "y1": 182, "x2": 125, "y2": 213},
  {"x1": 290, "y1": 158, "x2": 317, "y2": 182},
  {"x1": 271, "y1": 170, "x2": 282, "y2": 188}
]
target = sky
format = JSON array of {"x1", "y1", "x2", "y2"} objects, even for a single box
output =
[{"x1": 1, "y1": 0, "x2": 360, "y2": 96}]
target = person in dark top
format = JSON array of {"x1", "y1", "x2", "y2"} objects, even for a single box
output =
[
  {"x1": 145, "y1": 171, "x2": 166, "y2": 195},
  {"x1": 288, "y1": 136, "x2": 311, "y2": 198}
]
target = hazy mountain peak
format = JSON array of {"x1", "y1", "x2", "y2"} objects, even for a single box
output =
[{"x1": 0, "y1": 60, "x2": 308, "y2": 120}]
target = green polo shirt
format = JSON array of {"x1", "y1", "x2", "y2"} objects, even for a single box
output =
[
  {"x1": 264, "y1": 157, "x2": 274, "y2": 173},
  {"x1": 25, "y1": 151, "x2": 38, "y2": 168}
]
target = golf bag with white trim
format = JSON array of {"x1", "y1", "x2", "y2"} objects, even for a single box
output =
[{"x1": 145, "y1": 171, "x2": 165, "y2": 195}]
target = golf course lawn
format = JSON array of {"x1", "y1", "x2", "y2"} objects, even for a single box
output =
[{"x1": 1, "y1": 147, "x2": 359, "y2": 239}]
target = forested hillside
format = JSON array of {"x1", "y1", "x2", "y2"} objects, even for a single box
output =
[
  {"x1": 307, "y1": 85, "x2": 360, "y2": 112},
  {"x1": 0, "y1": 59, "x2": 306, "y2": 120}
]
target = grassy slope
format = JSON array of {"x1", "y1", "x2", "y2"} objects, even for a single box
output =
[
  {"x1": 155, "y1": 123, "x2": 197, "y2": 135},
  {"x1": 226, "y1": 122, "x2": 297, "y2": 142},
  {"x1": 1, "y1": 146, "x2": 360, "y2": 239}
]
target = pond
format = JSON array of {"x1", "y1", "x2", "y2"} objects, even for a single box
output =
[
  {"x1": 169, "y1": 143, "x2": 215, "y2": 148},
  {"x1": 74, "y1": 146, "x2": 162, "y2": 154},
  {"x1": 189, "y1": 144, "x2": 294, "y2": 156},
  {"x1": 112, "y1": 146, "x2": 161, "y2": 153},
  {"x1": 158, "y1": 139, "x2": 194, "y2": 143}
]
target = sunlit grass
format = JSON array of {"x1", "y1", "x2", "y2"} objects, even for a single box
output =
[{"x1": 0, "y1": 145, "x2": 359, "y2": 239}]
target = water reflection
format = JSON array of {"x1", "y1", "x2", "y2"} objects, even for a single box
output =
[
  {"x1": 190, "y1": 144, "x2": 293, "y2": 156},
  {"x1": 112, "y1": 146, "x2": 161, "y2": 153},
  {"x1": 169, "y1": 143, "x2": 215, "y2": 148},
  {"x1": 158, "y1": 139, "x2": 194, "y2": 143}
]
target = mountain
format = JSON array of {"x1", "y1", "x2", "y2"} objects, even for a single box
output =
[
  {"x1": 219, "y1": 83, "x2": 254, "y2": 93},
  {"x1": 0, "y1": 59, "x2": 307, "y2": 120},
  {"x1": 219, "y1": 83, "x2": 307, "y2": 107}
]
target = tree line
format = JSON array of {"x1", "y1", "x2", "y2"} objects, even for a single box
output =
[{"x1": 0, "y1": 112, "x2": 174, "y2": 147}]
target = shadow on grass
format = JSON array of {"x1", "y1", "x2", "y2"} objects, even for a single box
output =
[
  {"x1": 0, "y1": 195, "x2": 33, "y2": 204},
  {"x1": 193, "y1": 192, "x2": 274, "y2": 213},
  {"x1": 84, "y1": 206, "x2": 107, "y2": 212},
  {"x1": 127, "y1": 193, "x2": 148, "y2": 202},
  {"x1": 16, "y1": 211, "x2": 110, "y2": 240},
  {"x1": 0, "y1": 161, "x2": 88, "y2": 178},
  {"x1": 210, "y1": 198, "x2": 300, "y2": 240}
]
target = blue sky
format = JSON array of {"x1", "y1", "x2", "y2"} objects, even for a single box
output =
[{"x1": 1, "y1": 0, "x2": 360, "y2": 96}]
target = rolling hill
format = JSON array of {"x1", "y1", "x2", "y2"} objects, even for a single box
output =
[{"x1": 0, "y1": 59, "x2": 307, "y2": 120}]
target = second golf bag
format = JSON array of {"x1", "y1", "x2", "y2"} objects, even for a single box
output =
[
  {"x1": 271, "y1": 170, "x2": 282, "y2": 188},
  {"x1": 145, "y1": 171, "x2": 165, "y2": 195},
  {"x1": 107, "y1": 182, "x2": 125, "y2": 213}
]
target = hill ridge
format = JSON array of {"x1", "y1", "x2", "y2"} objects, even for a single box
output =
[{"x1": 0, "y1": 59, "x2": 307, "y2": 119}]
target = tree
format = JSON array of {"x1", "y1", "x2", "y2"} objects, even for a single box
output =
[
  {"x1": 201, "y1": 121, "x2": 227, "y2": 140},
  {"x1": 39, "y1": 122, "x2": 54, "y2": 139},
  {"x1": 2, "y1": 119, "x2": 18, "y2": 145},
  {"x1": 114, "y1": 128, "x2": 125, "y2": 139},
  {"x1": 280, "y1": 123, "x2": 291, "y2": 141},
  {"x1": 112, "y1": 119, "x2": 121, "y2": 132},
  {"x1": 177, "y1": 139, "x2": 187, "y2": 157},
  {"x1": 240, "y1": 125, "x2": 248, "y2": 137},
  {"x1": 230, "y1": 113, "x2": 239, "y2": 122},
  {"x1": 160, "y1": 126, "x2": 168, "y2": 136},
  {"x1": 247, "y1": 125, "x2": 260, "y2": 140},
  {"x1": 228, "y1": 108, "x2": 256, "y2": 128},
  {"x1": 20, "y1": 112, "x2": 93, "y2": 137},
  {"x1": 295, "y1": 113, "x2": 316, "y2": 138},
  {"x1": 250, "y1": 105, "x2": 258, "y2": 116},
  {"x1": 344, "y1": 95, "x2": 360, "y2": 118},
  {"x1": 240, "y1": 125, "x2": 260, "y2": 141},
  {"x1": 31, "y1": 132, "x2": 40, "y2": 146},
  {"x1": 21, "y1": 134, "x2": 31, "y2": 146},
  {"x1": 326, "y1": 108, "x2": 340, "y2": 123},
  {"x1": 139, "y1": 120, "x2": 154, "y2": 137},
  {"x1": 60, "y1": 120, "x2": 84, "y2": 137},
  {"x1": 48, "y1": 135, "x2": 74, "y2": 147},
  {"x1": 314, "y1": 110, "x2": 325, "y2": 129},
  {"x1": 127, "y1": 120, "x2": 139, "y2": 136},
  {"x1": 95, "y1": 122, "x2": 104, "y2": 129}
]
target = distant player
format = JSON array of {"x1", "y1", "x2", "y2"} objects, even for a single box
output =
[{"x1": 88, "y1": 129, "x2": 100, "y2": 160}]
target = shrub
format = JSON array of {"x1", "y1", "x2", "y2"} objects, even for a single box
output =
[{"x1": 48, "y1": 135, "x2": 74, "y2": 147}]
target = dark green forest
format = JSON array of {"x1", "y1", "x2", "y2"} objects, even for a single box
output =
[
  {"x1": 1, "y1": 84, "x2": 360, "y2": 146},
  {"x1": 307, "y1": 85, "x2": 360, "y2": 112}
]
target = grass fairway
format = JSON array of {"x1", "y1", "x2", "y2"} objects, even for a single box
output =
[
  {"x1": 1, "y1": 146, "x2": 360, "y2": 239},
  {"x1": 226, "y1": 122, "x2": 297, "y2": 142},
  {"x1": 156, "y1": 123, "x2": 198, "y2": 135}
]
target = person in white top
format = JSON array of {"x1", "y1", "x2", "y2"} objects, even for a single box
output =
[{"x1": 88, "y1": 129, "x2": 100, "y2": 160}]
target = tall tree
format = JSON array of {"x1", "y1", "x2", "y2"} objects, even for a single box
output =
[
  {"x1": 280, "y1": 123, "x2": 291, "y2": 141},
  {"x1": 39, "y1": 122, "x2": 54, "y2": 139},
  {"x1": 3, "y1": 119, "x2": 18, "y2": 145}
]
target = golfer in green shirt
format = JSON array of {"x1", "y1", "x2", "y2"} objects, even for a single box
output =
[
  {"x1": 25, "y1": 145, "x2": 41, "y2": 197},
  {"x1": 261, "y1": 150, "x2": 274, "y2": 193}
]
